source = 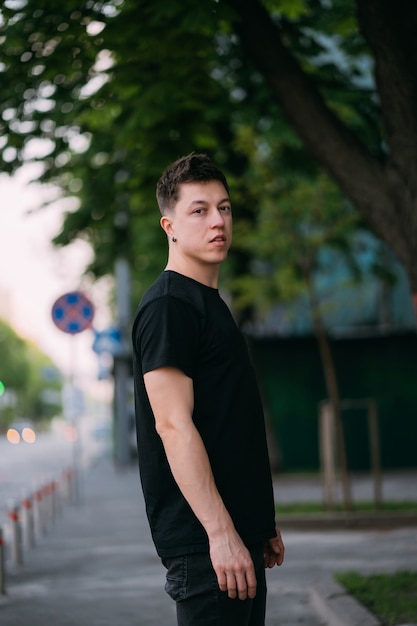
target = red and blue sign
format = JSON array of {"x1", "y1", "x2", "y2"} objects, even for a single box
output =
[{"x1": 51, "y1": 291, "x2": 95, "y2": 335}]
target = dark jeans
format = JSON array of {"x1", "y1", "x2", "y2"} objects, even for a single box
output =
[{"x1": 162, "y1": 544, "x2": 266, "y2": 626}]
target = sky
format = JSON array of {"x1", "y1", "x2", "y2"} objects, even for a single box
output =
[{"x1": 0, "y1": 164, "x2": 112, "y2": 391}]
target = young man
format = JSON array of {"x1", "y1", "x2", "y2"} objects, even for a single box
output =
[{"x1": 132, "y1": 153, "x2": 284, "y2": 626}]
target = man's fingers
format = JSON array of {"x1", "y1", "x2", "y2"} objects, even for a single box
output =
[
  {"x1": 228, "y1": 569, "x2": 257, "y2": 600},
  {"x1": 274, "y1": 531, "x2": 285, "y2": 566},
  {"x1": 226, "y1": 571, "x2": 237, "y2": 599},
  {"x1": 218, "y1": 569, "x2": 257, "y2": 600},
  {"x1": 264, "y1": 549, "x2": 275, "y2": 568},
  {"x1": 245, "y1": 578, "x2": 257, "y2": 600},
  {"x1": 244, "y1": 565, "x2": 257, "y2": 599},
  {"x1": 217, "y1": 571, "x2": 228, "y2": 593},
  {"x1": 265, "y1": 530, "x2": 285, "y2": 567}
]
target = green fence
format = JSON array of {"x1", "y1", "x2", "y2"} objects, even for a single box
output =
[{"x1": 251, "y1": 332, "x2": 417, "y2": 472}]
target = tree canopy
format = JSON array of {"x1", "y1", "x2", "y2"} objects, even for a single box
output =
[
  {"x1": 0, "y1": 319, "x2": 62, "y2": 429},
  {"x1": 1, "y1": 0, "x2": 416, "y2": 305}
]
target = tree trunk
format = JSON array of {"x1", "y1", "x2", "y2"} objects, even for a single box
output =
[{"x1": 306, "y1": 274, "x2": 353, "y2": 511}]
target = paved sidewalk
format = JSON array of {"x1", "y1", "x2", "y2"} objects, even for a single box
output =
[{"x1": 0, "y1": 456, "x2": 416, "y2": 626}]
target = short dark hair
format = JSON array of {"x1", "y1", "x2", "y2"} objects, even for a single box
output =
[{"x1": 156, "y1": 153, "x2": 230, "y2": 214}]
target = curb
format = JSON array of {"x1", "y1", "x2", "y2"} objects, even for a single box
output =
[
  {"x1": 310, "y1": 578, "x2": 382, "y2": 626},
  {"x1": 310, "y1": 578, "x2": 417, "y2": 626},
  {"x1": 277, "y1": 511, "x2": 417, "y2": 531}
]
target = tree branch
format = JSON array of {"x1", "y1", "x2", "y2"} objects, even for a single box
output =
[{"x1": 223, "y1": 0, "x2": 389, "y2": 218}]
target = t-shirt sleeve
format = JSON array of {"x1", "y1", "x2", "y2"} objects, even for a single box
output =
[{"x1": 135, "y1": 295, "x2": 200, "y2": 379}]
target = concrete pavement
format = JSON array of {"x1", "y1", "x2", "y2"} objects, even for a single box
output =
[{"x1": 0, "y1": 456, "x2": 416, "y2": 626}]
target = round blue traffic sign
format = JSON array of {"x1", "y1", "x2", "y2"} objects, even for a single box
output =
[{"x1": 51, "y1": 291, "x2": 95, "y2": 335}]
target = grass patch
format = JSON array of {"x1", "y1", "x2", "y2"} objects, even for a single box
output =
[
  {"x1": 275, "y1": 501, "x2": 417, "y2": 515},
  {"x1": 335, "y1": 570, "x2": 417, "y2": 626}
]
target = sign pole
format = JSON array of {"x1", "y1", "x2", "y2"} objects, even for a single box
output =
[
  {"x1": 113, "y1": 257, "x2": 132, "y2": 466},
  {"x1": 69, "y1": 334, "x2": 82, "y2": 504},
  {"x1": 51, "y1": 291, "x2": 95, "y2": 502}
]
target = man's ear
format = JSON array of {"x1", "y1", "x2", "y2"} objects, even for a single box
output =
[{"x1": 160, "y1": 215, "x2": 173, "y2": 237}]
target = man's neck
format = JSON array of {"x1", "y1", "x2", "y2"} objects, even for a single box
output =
[{"x1": 165, "y1": 259, "x2": 219, "y2": 289}]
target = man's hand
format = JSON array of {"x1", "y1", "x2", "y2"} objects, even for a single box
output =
[
  {"x1": 209, "y1": 532, "x2": 257, "y2": 600},
  {"x1": 264, "y1": 529, "x2": 285, "y2": 568}
]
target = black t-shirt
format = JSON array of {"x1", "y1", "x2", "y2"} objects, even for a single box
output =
[{"x1": 132, "y1": 270, "x2": 276, "y2": 558}]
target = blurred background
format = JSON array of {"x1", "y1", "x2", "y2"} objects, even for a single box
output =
[{"x1": 0, "y1": 0, "x2": 416, "y2": 493}]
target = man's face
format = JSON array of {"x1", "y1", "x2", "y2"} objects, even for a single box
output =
[{"x1": 166, "y1": 180, "x2": 232, "y2": 267}]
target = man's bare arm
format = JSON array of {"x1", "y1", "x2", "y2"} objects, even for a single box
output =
[{"x1": 144, "y1": 366, "x2": 256, "y2": 600}]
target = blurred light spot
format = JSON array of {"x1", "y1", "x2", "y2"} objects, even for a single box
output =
[
  {"x1": 7, "y1": 428, "x2": 20, "y2": 444},
  {"x1": 64, "y1": 425, "x2": 78, "y2": 442},
  {"x1": 22, "y1": 427, "x2": 36, "y2": 443}
]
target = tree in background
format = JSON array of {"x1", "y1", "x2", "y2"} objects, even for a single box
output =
[{"x1": 0, "y1": 320, "x2": 62, "y2": 431}]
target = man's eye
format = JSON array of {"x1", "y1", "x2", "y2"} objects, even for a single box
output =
[{"x1": 220, "y1": 205, "x2": 231, "y2": 212}]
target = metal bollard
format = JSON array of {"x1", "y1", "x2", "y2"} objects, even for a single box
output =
[
  {"x1": 46, "y1": 481, "x2": 55, "y2": 524},
  {"x1": 42, "y1": 483, "x2": 52, "y2": 527},
  {"x1": 0, "y1": 526, "x2": 6, "y2": 595},
  {"x1": 52, "y1": 479, "x2": 61, "y2": 518},
  {"x1": 51, "y1": 481, "x2": 57, "y2": 521},
  {"x1": 21, "y1": 493, "x2": 35, "y2": 550},
  {"x1": 57, "y1": 478, "x2": 64, "y2": 512},
  {"x1": 61, "y1": 469, "x2": 68, "y2": 503},
  {"x1": 33, "y1": 487, "x2": 45, "y2": 538},
  {"x1": 7, "y1": 503, "x2": 23, "y2": 567},
  {"x1": 62, "y1": 468, "x2": 74, "y2": 504}
]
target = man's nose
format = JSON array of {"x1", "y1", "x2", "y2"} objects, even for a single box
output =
[{"x1": 210, "y1": 207, "x2": 226, "y2": 227}]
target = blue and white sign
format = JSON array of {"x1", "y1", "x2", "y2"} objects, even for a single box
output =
[{"x1": 92, "y1": 326, "x2": 122, "y2": 355}]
